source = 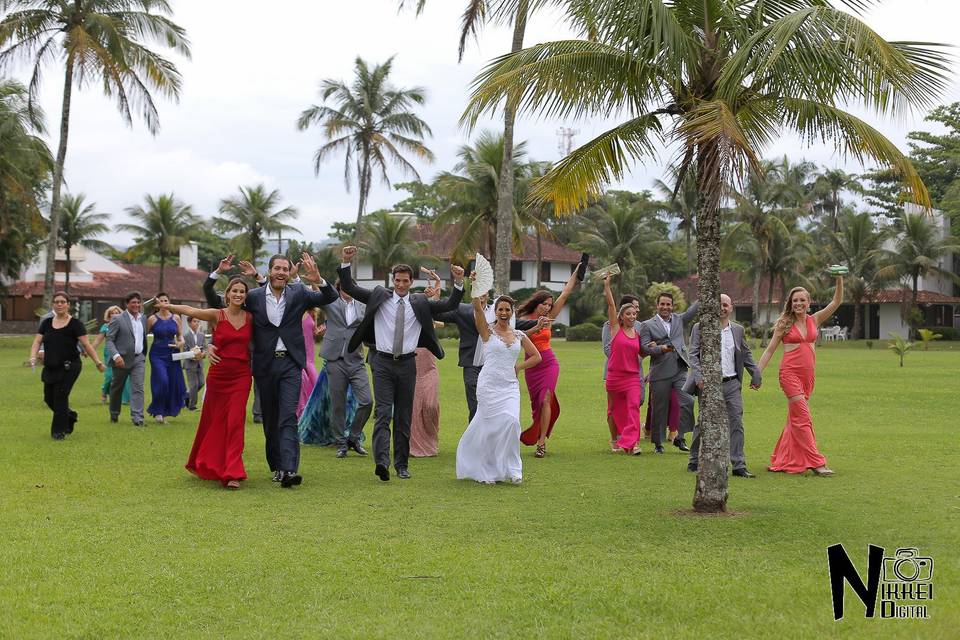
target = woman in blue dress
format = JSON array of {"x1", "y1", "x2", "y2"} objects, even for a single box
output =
[{"x1": 147, "y1": 292, "x2": 187, "y2": 423}]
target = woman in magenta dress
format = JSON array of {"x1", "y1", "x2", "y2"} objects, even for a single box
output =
[
  {"x1": 158, "y1": 278, "x2": 253, "y2": 489},
  {"x1": 758, "y1": 275, "x2": 843, "y2": 476},
  {"x1": 517, "y1": 270, "x2": 578, "y2": 458},
  {"x1": 602, "y1": 275, "x2": 644, "y2": 454},
  {"x1": 146, "y1": 292, "x2": 187, "y2": 423},
  {"x1": 297, "y1": 309, "x2": 320, "y2": 419}
]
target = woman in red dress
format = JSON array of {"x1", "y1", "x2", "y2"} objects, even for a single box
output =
[
  {"x1": 757, "y1": 274, "x2": 843, "y2": 476},
  {"x1": 157, "y1": 278, "x2": 253, "y2": 489}
]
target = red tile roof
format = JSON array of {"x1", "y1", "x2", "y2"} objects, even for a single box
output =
[
  {"x1": 6, "y1": 264, "x2": 207, "y2": 303},
  {"x1": 674, "y1": 272, "x2": 960, "y2": 305}
]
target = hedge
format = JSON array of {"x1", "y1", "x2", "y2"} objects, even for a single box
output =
[{"x1": 566, "y1": 322, "x2": 602, "y2": 342}]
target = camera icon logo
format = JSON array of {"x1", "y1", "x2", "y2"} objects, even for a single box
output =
[{"x1": 882, "y1": 548, "x2": 934, "y2": 582}]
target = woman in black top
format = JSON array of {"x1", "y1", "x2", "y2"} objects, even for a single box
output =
[{"x1": 29, "y1": 292, "x2": 105, "y2": 440}]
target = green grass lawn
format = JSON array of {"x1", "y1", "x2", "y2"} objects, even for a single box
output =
[{"x1": 1, "y1": 336, "x2": 956, "y2": 639}]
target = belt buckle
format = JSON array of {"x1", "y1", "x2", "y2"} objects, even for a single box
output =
[
  {"x1": 275, "y1": 351, "x2": 286, "y2": 358},
  {"x1": 392, "y1": 352, "x2": 402, "y2": 361}
]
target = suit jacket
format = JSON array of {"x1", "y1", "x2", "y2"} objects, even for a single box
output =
[
  {"x1": 682, "y1": 320, "x2": 761, "y2": 394},
  {"x1": 337, "y1": 264, "x2": 464, "y2": 360},
  {"x1": 435, "y1": 303, "x2": 537, "y2": 368},
  {"x1": 639, "y1": 300, "x2": 700, "y2": 381},
  {"x1": 182, "y1": 329, "x2": 207, "y2": 371},
  {"x1": 319, "y1": 296, "x2": 367, "y2": 365},
  {"x1": 106, "y1": 311, "x2": 149, "y2": 367},
  {"x1": 244, "y1": 281, "x2": 338, "y2": 377}
]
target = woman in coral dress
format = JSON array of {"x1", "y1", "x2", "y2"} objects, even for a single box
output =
[
  {"x1": 158, "y1": 278, "x2": 253, "y2": 489},
  {"x1": 757, "y1": 274, "x2": 843, "y2": 476},
  {"x1": 516, "y1": 270, "x2": 578, "y2": 458},
  {"x1": 602, "y1": 274, "x2": 644, "y2": 454}
]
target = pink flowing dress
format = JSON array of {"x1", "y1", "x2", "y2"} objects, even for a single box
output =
[
  {"x1": 410, "y1": 348, "x2": 440, "y2": 456},
  {"x1": 297, "y1": 313, "x2": 319, "y2": 419},
  {"x1": 606, "y1": 329, "x2": 643, "y2": 450}
]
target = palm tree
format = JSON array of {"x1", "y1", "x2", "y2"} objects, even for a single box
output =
[
  {"x1": 0, "y1": 78, "x2": 52, "y2": 280},
  {"x1": 117, "y1": 194, "x2": 200, "y2": 291},
  {"x1": 653, "y1": 169, "x2": 698, "y2": 275},
  {"x1": 877, "y1": 210, "x2": 960, "y2": 333},
  {"x1": 0, "y1": 0, "x2": 191, "y2": 309},
  {"x1": 58, "y1": 194, "x2": 111, "y2": 292},
  {"x1": 831, "y1": 210, "x2": 887, "y2": 339},
  {"x1": 463, "y1": 0, "x2": 949, "y2": 512},
  {"x1": 358, "y1": 211, "x2": 424, "y2": 286},
  {"x1": 433, "y1": 131, "x2": 532, "y2": 264},
  {"x1": 812, "y1": 167, "x2": 864, "y2": 232},
  {"x1": 297, "y1": 56, "x2": 433, "y2": 239},
  {"x1": 214, "y1": 185, "x2": 299, "y2": 262}
]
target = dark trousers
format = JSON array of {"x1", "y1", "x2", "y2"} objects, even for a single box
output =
[
  {"x1": 255, "y1": 355, "x2": 302, "y2": 473},
  {"x1": 462, "y1": 365, "x2": 481, "y2": 422},
  {"x1": 327, "y1": 358, "x2": 373, "y2": 446},
  {"x1": 252, "y1": 380, "x2": 262, "y2": 421},
  {"x1": 649, "y1": 369, "x2": 694, "y2": 445},
  {"x1": 371, "y1": 353, "x2": 417, "y2": 471},
  {"x1": 44, "y1": 363, "x2": 81, "y2": 437}
]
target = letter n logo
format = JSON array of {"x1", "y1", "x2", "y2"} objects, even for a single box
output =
[{"x1": 827, "y1": 543, "x2": 884, "y2": 620}]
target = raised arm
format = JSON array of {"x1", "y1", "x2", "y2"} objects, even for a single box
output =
[
  {"x1": 156, "y1": 301, "x2": 221, "y2": 324},
  {"x1": 337, "y1": 245, "x2": 374, "y2": 304},
  {"x1": 812, "y1": 275, "x2": 844, "y2": 327},
  {"x1": 603, "y1": 276, "x2": 619, "y2": 339},
  {"x1": 472, "y1": 296, "x2": 491, "y2": 343},
  {"x1": 547, "y1": 269, "x2": 578, "y2": 320},
  {"x1": 428, "y1": 265, "x2": 465, "y2": 315},
  {"x1": 757, "y1": 327, "x2": 785, "y2": 373},
  {"x1": 680, "y1": 299, "x2": 700, "y2": 325}
]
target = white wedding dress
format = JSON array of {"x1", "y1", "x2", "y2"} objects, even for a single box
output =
[{"x1": 456, "y1": 328, "x2": 524, "y2": 484}]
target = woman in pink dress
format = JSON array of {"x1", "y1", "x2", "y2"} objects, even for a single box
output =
[
  {"x1": 410, "y1": 273, "x2": 442, "y2": 457},
  {"x1": 758, "y1": 274, "x2": 843, "y2": 476},
  {"x1": 602, "y1": 274, "x2": 643, "y2": 454},
  {"x1": 297, "y1": 309, "x2": 320, "y2": 419}
]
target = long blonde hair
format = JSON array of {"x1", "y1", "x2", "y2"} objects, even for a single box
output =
[{"x1": 774, "y1": 286, "x2": 809, "y2": 335}]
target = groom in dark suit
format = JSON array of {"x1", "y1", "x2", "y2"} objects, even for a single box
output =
[{"x1": 338, "y1": 245, "x2": 464, "y2": 481}]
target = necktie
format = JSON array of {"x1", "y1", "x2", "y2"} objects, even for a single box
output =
[{"x1": 393, "y1": 297, "x2": 406, "y2": 355}]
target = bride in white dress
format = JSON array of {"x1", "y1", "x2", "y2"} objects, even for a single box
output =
[{"x1": 456, "y1": 293, "x2": 542, "y2": 484}]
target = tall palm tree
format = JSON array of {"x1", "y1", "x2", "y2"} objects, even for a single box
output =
[
  {"x1": 812, "y1": 167, "x2": 864, "y2": 232},
  {"x1": 117, "y1": 193, "x2": 200, "y2": 291},
  {"x1": 0, "y1": 0, "x2": 191, "y2": 308},
  {"x1": 433, "y1": 131, "x2": 532, "y2": 264},
  {"x1": 463, "y1": 0, "x2": 949, "y2": 512},
  {"x1": 214, "y1": 185, "x2": 299, "y2": 262},
  {"x1": 358, "y1": 211, "x2": 424, "y2": 286},
  {"x1": 58, "y1": 193, "x2": 111, "y2": 292},
  {"x1": 297, "y1": 56, "x2": 433, "y2": 239},
  {"x1": 653, "y1": 169, "x2": 698, "y2": 275},
  {"x1": 0, "y1": 78, "x2": 52, "y2": 281},
  {"x1": 877, "y1": 210, "x2": 960, "y2": 331},
  {"x1": 830, "y1": 210, "x2": 887, "y2": 339}
]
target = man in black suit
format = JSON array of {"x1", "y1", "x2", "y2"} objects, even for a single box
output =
[
  {"x1": 338, "y1": 245, "x2": 464, "y2": 481},
  {"x1": 435, "y1": 291, "x2": 539, "y2": 422},
  {"x1": 209, "y1": 253, "x2": 338, "y2": 487}
]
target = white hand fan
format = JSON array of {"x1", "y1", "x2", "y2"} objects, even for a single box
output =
[{"x1": 473, "y1": 253, "x2": 494, "y2": 299}]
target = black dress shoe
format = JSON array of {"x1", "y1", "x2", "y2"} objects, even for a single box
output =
[
  {"x1": 349, "y1": 441, "x2": 368, "y2": 456},
  {"x1": 280, "y1": 472, "x2": 303, "y2": 488},
  {"x1": 397, "y1": 468, "x2": 411, "y2": 480},
  {"x1": 732, "y1": 468, "x2": 756, "y2": 478},
  {"x1": 673, "y1": 437, "x2": 690, "y2": 452},
  {"x1": 335, "y1": 446, "x2": 348, "y2": 458},
  {"x1": 272, "y1": 470, "x2": 282, "y2": 482},
  {"x1": 687, "y1": 463, "x2": 698, "y2": 472},
  {"x1": 655, "y1": 445, "x2": 665, "y2": 454},
  {"x1": 67, "y1": 411, "x2": 77, "y2": 433},
  {"x1": 52, "y1": 432, "x2": 65, "y2": 440},
  {"x1": 110, "y1": 414, "x2": 119, "y2": 423},
  {"x1": 253, "y1": 416, "x2": 263, "y2": 424},
  {"x1": 132, "y1": 420, "x2": 144, "y2": 427},
  {"x1": 375, "y1": 464, "x2": 390, "y2": 481}
]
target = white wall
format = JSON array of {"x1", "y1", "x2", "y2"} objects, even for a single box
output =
[{"x1": 878, "y1": 304, "x2": 908, "y2": 339}]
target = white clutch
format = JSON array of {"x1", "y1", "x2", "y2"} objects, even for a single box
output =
[
  {"x1": 591, "y1": 263, "x2": 621, "y2": 281},
  {"x1": 171, "y1": 347, "x2": 201, "y2": 362}
]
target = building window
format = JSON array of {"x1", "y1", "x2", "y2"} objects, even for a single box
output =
[
  {"x1": 540, "y1": 261, "x2": 551, "y2": 282},
  {"x1": 735, "y1": 306, "x2": 753, "y2": 324},
  {"x1": 510, "y1": 261, "x2": 523, "y2": 281}
]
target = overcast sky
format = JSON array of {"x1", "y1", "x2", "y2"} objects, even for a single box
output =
[{"x1": 13, "y1": 0, "x2": 960, "y2": 245}]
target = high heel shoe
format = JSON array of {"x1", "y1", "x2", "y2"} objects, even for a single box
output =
[
  {"x1": 811, "y1": 466, "x2": 834, "y2": 477},
  {"x1": 225, "y1": 480, "x2": 240, "y2": 489},
  {"x1": 535, "y1": 444, "x2": 546, "y2": 458}
]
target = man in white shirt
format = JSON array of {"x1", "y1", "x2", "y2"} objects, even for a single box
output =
[
  {"x1": 338, "y1": 246, "x2": 465, "y2": 481},
  {"x1": 106, "y1": 291, "x2": 149, "y2": 426},
  {"x1": 684, "y1": 294, "x2": 762, "y2": 477}
]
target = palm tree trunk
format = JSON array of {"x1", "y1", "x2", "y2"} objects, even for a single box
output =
[
  {"x1": 852, "y1": 301, "x2": 862, "y2": 340},
  {"x1": 535, "y1": 226, "x2": 543, "y2": 288},
  {"x1": 354, "y1": 154, "x2": 371, "y2": 242},
  {"x1": 492, "y1": 0, "x2": 528, "y2": 294},
  {"x1": 43, "y1": 58, "x2": 75, "y2": 309},
  {"x1": 692, "y1": 147, "x2": 728, "y2": 514},
  {"x1": 64, "y1": 244, "x2": 71, "y2": 293},
  {"x1": 278, "y1": 229, "x2": 282, "y2": 254},
  {"x1": 751, "y1": 271, "x2": 760, "y2": 330},
  {"x1": 159, "y1": 251, "x2": 166, "y2": 292}
]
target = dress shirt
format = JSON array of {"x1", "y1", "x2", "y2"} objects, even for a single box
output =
[
  {"x1": 112, "y1": 311, "x2": 144, "y2": 361},
  {"x1": 658, "y1": 314, "x2": 672, "y2": 337},
  {"x1": 376, "y1": 292, "x2": 422, "y2": 355},
  {"x1": 344, "y1": 299, "x2": 357, "y2": 326},
  {"x1": 720, "y1": 323, "x2": 736, "y2": 378},
  {"x1": 265, "y1": 287, "x2": 287, "y2": 351}
]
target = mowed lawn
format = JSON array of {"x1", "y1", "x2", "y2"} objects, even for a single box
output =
[{"x1": 0, "y1": 335, "x2": 956, "y2": 639}]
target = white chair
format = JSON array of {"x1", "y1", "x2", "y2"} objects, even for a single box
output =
[
  {"x1": 837, "y1": 327, "x2": 848, "y2": 341},
  {"x1": 821, "y1": 326, "x2": 840, "y2": 341}
]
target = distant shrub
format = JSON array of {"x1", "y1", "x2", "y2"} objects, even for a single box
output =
[
  {"x1": 585, "y1": 314, "x2": 607, "y2": 327},
  {"x1": 865, "y1": 340, "x2": 874, "y2": 349},
  {"x1": 551, "y1": 322, "x2": 568, "y2": 338},
  {"x1": 921, "y1": 326, "x2": 955, "y2": 341},
  {"x1": 566, "y1": 322, "x2": 602, "y2": 342},
  {"x1": 436, "y1": 324, "x2": 460, "y2": 340}
]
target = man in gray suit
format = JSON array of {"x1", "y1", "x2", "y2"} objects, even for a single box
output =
[
  {"x1": 684, "y1": 294, "x2": 762, "y2": 477},
  {"x1": 182, "y1": 316, "x2": 207, "y2": 411},
  {"x1": 639, "y1": 291, "x2": 699, "y2": 453},
  {"x1": 321, "y1": 282, "x2": 373, "y2": 458},
  {"x1": 107, "y1": 291, "x2": 149, "y2": 426}
]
